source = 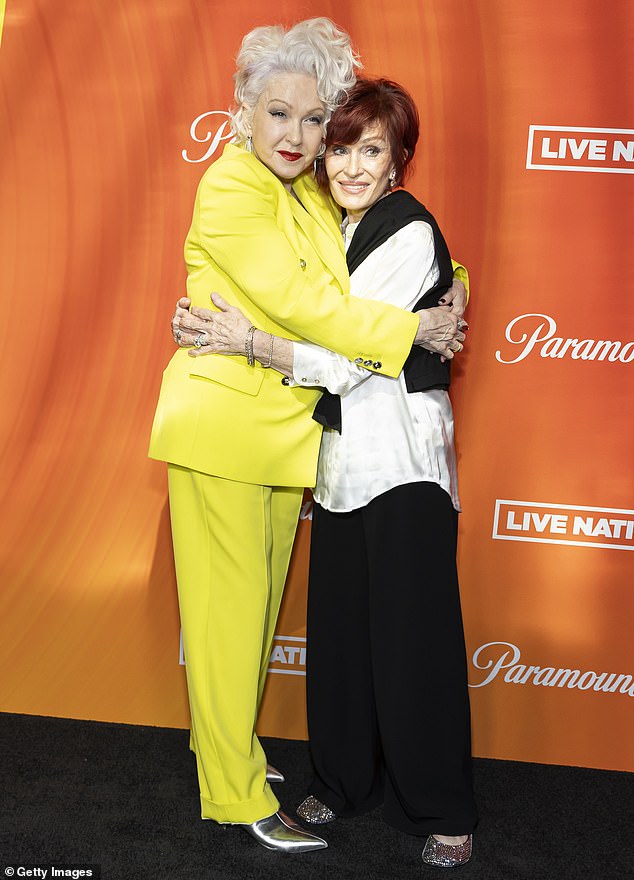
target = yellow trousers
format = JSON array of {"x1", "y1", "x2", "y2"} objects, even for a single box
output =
[{"x1": 167, "y1": 464, "x2": 303, "y2": 823}]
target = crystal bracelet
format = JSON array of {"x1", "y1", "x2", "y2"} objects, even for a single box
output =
[{"x1": 245, "y1": 325, "x2": 256, "y2": 367}]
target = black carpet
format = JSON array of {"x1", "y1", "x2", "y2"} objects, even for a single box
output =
[{"x1": 1, "y1": 713, "x2": 632, "y2": 880}]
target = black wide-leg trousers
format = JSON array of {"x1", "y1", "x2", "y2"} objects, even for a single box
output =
[{"x1": 305, "y1": 481, "x2": 477, "y2": 836}]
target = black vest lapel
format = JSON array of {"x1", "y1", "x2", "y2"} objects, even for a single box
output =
[{"x1": 313, "y1": 191, "x2": 454, "y2": 433}]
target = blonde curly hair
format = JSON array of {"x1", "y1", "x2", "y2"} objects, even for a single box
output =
[{"x1": 231, "y1": 18, "x2": 361, "y2": 142}]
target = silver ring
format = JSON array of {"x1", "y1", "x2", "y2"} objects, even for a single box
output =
[
  {"x1": 194, "y1": 333, "x2": 206, "y2": 348},
  {"x1": 457, "y1": 319, "x2": 468, "y2": 330},
  {"x1": 175, "y1": 328, "x2": 182, "y2": 342}
]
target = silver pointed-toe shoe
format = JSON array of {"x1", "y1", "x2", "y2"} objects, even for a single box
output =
[
  {"x1": 239, "y1": 810, "x2": 328, "y2": 852},
  {"x1": 421, "y1": 834, "x2": 472, "y2": 868},
  {"x1": 266, "y1": 763, "x2": 286, "y2": 783},
  {"x1": 296, "y1": 795, "x2": 337, "y2": 825}
]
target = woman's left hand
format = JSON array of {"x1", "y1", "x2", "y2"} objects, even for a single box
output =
[
  {"x1": 435, "y1": 278, "x2": 469, "y2": 362},
  {"x1": 438, "y1": 278, "x2": 467, "y2": 320}
]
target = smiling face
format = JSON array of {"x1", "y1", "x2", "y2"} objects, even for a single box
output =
[
  {"x1": 246, "y1": 72, "x2": 326, "y2": 190},
  {"x1": 325, "y1": 123, "x2": 396, "y2": 223}
]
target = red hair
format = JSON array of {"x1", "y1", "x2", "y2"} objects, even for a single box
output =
[{"x1": 316, "y1": 78, "x2": 419, "y2": 190}]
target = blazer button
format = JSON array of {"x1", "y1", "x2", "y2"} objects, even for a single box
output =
[
  {"x1": 363, "y1": 359, "x2": 372, "y2": 367},
  {"x1": 299, "y1": 259, "x2": 307, "y2": 270},
  {"x1": 281, "y1": 376, "x2": 290, "y2": 385},
  {"x1": 373, "y1": 361, "x2": 382, "y2": 369},
  {"x1": 354, "y1": 357, "x2": 363, "y2": 364}
]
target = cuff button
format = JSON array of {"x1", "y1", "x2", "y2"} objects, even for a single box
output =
[{"x1": 373, "y1": 361, "x2": 382, "y2": 369}]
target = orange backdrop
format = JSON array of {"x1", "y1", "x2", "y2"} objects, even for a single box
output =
[{"x1": 1, "y1": 0, "x2": 632, "y2": 770}]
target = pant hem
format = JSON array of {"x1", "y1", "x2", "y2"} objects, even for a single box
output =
[{"x1": 201, "y1": 787, "x2": 279, "y2": 824}]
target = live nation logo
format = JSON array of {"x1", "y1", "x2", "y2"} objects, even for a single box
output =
[
  {"x1": 526, "y1": 125, "x2": 634, "y2": 173},
  {"x1": 268, "y1": 635, "x2": 306, "y2": 676},
  {"x1": 493, "y1": 500, "x2": 634, "y2": 551},
  {"x1": 180, "y1": 632, "x2": 308, "y2": 673}
]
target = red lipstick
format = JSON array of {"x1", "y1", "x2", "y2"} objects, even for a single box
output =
[{"x1": 278, "y1": 151, "x2": 303, "y2": 161}]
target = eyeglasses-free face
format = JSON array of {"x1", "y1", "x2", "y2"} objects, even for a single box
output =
[
  {"x1": 246, "y1": 72, "x2": 326, "y2": 190},
  {"x1": 325, "y1": 124, "x2": 396, "y2": 222}
]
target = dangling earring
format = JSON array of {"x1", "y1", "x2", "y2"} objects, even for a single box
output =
[
  {"x1": 388, "y1": 170, "x2": 396, "y2": 189},
  {"x1": 245, "y1": 135, "x2": 253, "y2": 154},
  {"x1": 313, "y1": 141, "x2": 326, "y2": 177}
]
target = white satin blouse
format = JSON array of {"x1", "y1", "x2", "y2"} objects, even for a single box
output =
[{"x1": 292, "y1": 217, "x2": 461, "y2": 514}]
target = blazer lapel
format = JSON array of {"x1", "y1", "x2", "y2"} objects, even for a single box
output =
[
  {"x1": 223, "y1": 145, "x2": 349, "y2": 295},
  {"x1": 291, "y1": 176, "x2": 348, "y2": 293}
]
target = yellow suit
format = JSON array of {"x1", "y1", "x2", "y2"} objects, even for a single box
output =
[
  {"x1": 149, "y1": 144, "x2": 419, "y2": 824},
  {"x1": 150, "y1": 144, "x2": 418, "y2": 487}
]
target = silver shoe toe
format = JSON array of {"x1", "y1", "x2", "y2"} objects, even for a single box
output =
[
  {"x1": 421, "y1": 834, "x2": 472, "y2": 868},
  {"x1": 239, "y1": 810, "x2": 328, "y2": 852},
  {"x1": 265, "y1": 763, "x2": 286, "y2": 783},
  {"x1": 296, "y1": 795, "x2": 337, "y2": 825}
]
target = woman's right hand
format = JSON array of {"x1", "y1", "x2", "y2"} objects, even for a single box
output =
[
  {"x1": 414, "y1": 307, "x2": 465, "y2": 359},
  {"x1": 172, "y1": 297, "x2": 201, "y2": 345},
  {"x1": 171, "y1": 296, "x2": 218, "y2": 344},
  {"x1": 171, "y1": 294, "x2": 252, "y2": 357}
]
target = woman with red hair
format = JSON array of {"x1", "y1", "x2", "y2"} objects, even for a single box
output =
[{"x1": 298, "y1": 78, "x2": 476, "y2": 869}]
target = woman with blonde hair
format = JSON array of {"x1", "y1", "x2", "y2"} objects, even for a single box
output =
[{"x1": 151, "y1": 19, "x2": 465, "y2": 854}]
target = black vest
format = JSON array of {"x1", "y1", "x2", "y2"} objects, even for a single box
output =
[{"x1": 313, "y1": 190, "x2": 454, "y2": 433}]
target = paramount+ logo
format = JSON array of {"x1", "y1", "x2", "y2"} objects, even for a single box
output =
[
  {"x1": 526, "y1": 125, "x2": 634, "y2": 174},
  {"x1": 493, "y1": 500, "x2": 634, "y2": 551},
  {"x1": 470, "y1": 642, "x2": 634, "y2": 698},
  {"x1": 495, "y1": 314, "x2": 634, "y2": 365},
  {"x1": 182, "y1": 111, "x2": 233, "y2": 164}
]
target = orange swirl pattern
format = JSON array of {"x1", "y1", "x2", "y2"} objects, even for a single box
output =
[{"x1": 1, "y1": 0, "x2": 632, "y2": 770}]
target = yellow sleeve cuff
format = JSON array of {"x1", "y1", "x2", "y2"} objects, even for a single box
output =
[{"x1": 451, "y1": 260, "x2": 470, "y2": 304}]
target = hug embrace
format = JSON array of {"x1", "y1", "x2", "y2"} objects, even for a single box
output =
[{"x1": 150, "y1": 16, "x2": 476, "y2": 869}]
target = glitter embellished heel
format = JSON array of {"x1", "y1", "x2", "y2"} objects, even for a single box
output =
[
  {"x1": 421, "y1": 834, "x2": 472, "y2": 868},
  {"x1": 296, "y1": 795, "x2": 337, "y2": 824}
]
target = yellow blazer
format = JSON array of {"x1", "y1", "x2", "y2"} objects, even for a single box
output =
[{"x1": 149, "y1": 143, "x2": 419, "y2": 487}]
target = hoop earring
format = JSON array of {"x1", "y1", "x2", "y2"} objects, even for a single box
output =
[{"x1": 313, "y1": 143, "x2": 326, "y2": 177}]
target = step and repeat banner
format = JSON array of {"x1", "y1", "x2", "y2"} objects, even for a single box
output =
[{"x1": 1, "y1": 1, "x2": 632, "y2": 771}]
